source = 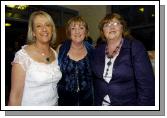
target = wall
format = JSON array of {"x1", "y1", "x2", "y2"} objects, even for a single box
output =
[{"x1": 62, "y1": 5, "x2": 107, "y2": 43}]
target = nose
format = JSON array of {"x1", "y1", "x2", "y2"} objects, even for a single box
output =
[
  {"x1": 41, "y1": 25, "x2": 47, "y2": 32},
  {"x1": 74, "y1": 28, "x2": 80, "y2": 33},
  {"x1": 106, "y1": 25, "x2": 115, "y2": 30}
]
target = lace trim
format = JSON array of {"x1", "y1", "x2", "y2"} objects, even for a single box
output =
[{"x1": 12, "y1": 45, "x2": 58, "y2": 71}]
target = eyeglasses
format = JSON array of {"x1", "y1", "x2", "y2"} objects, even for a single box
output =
[{"x1": 103, "y1": 22, "x2": 121, "y2": 29}]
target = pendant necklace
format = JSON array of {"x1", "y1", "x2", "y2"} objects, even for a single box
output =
[
  {"x1": 41, "y1": 52, "x2": 51, "y2": 63},
  {"x1": 34, "y1": 44, "x2": 51, "y2": 63},
  {"x1": 104, "y1": 39, "x2": 123, "y2": 77}
]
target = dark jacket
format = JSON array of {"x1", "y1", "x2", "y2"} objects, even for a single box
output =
[
  {"x1": 92, "y1": 38, "x2": 155, "y2": 106},
  {"x1": 57, "y1": 40, "x2": 94, "y2": 106}
]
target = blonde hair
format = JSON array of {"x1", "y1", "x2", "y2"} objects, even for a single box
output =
[
  {"x1": 66, "y1": 16, "x2": 89, "y2": 39},
  {"x1": 27, "y1": 10, "x2": 56, "y2": 46},
  {"x1": 99, "y1": 13, "x2": 132, "y2": 41}
]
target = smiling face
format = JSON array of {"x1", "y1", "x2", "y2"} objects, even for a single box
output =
[
  {"x1": 32, "y1": 15, "x2": 53, "y2": 44},
  {"x1": 103, "y1": 18, "x2": 123, "y2": 41},
  {"x1": 69, "y1": 22, "x2": 86, "y2": 43}
]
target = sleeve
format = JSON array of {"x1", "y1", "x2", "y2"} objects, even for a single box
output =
[
  {"x1": 132, "y1": 40, "x2": 155, "y2": 106},
  {"x1": 11, "y1": 50, "x2": 29, "y2": 71}
]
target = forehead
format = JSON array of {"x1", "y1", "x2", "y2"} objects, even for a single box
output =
[
  {"x1": 105, "y1": 18, "x2": 120, "y2": 24},
  {"x1": 34, "y1": 15, "x2": 49, "y2": 23},
  {"x1": 70, "y1": 21, "x2": 85, "y2": 26}
]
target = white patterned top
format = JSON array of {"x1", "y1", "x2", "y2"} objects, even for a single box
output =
[{"x1": 12, "y1": 45, "x2": 62, "y2": 106}]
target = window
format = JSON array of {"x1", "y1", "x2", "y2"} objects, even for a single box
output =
[{"x1": 111, "y1": 5, "x2": 155, "y2": 50}]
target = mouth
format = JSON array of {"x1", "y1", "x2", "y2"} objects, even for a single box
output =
[
  {"x1": 41, "y1": 33, "x2": 49, "y2": 37},
  {"x1": 74, "y1": 35, "x2": 82, "y2": 38},
  {"x1": 109, "y1": 31, "x2": 117, "y2": 34},
  {"x1": 44, "y1": 33, "x2": 49, "y2": 36}
]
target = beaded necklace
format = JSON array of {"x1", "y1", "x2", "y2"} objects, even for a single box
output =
[{"x1": 104, "y1": 39, "x2": 123, "y2": 77}]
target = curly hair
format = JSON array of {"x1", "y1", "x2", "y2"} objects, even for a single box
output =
[{"x1": 99, "y1": 13, "x2": 133, "y2": 41}]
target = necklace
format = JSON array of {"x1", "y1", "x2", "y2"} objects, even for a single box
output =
[
  {"x1": 105, "y1": 39, "x2": 123, "y2": 58},
  {"x1": 34, "y1": 44, "x2": 51, "y2": 63},
  {"x1": 104, "y1": 39, "x2": 123, "y2": 78},
  {"x1": 104, "y1": 58, "x2": 112, "y2": 78},
  {"x1": 41, "y1": 52, "x2": 51, "y2": 62},
  {"x1": 71, "y1": 43, "x2": 85, "y2": 50}
]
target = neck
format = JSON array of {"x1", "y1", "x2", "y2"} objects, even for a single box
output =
[
  {"x1": 71, "y1": 42, "x2": 84, "y2": 50},
  {"x1": 106, "y1": 38, "x2": 123, "y2": 58},
  {"x1": 34, "y1": 43, "x2": 52, "y2": 63},
  {"x1": 107, "y1": 37, "x2": 122, "y2": 46},
  {"x1": 34, "y1": 43, "x2": 50, "y2": 52}
]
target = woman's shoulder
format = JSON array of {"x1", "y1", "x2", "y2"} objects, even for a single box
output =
[
  {"x1": 84, "y1": 41, "x2": 94, "y2": 53},
  {"x1": 94, "y1": 43, "x2": 106, "y2": 51},
  {"x1": 20, "y1": 44, "x2": 37, "y2": 58},
  {"x1": 55, "y1": 44, "x2": 62, "y2": 54},
  {"x1": 123, "y1": 38, "x2": 145, "y2": 49},
  {"x1": 51, "y1": 47, "x2": 58, "y2": 58},
  {"x1": 130, "y1": 39, "x2": 146, "y2": 50},
  {"x1": 15, "y1": 45, "x2": 29, "y2": 56},
  {"x1": 12, "y1": 45, "x2": 31, "y2": 71},
  {"x1": 127, "y1": 39, "x2": 148, "y2": 57}
]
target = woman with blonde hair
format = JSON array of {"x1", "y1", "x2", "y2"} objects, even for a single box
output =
[{"x1": 8, "y1": 11, "x2": 62, "y2": 106}]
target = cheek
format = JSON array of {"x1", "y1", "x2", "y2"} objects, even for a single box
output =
[
  {"x1": 118, "y1": 27, "x2": 123, "y2": 33},
  {"x1": 49, "y1": 27, "x2": 53, "y2": 33},
  {"x1": 33, "y1": 28, "x2": 40, "y2": 34},
  {"x1": 83, "y1": 31, "x2": 87, "y2": 36},
  {"x1": 70, "y1": 30, "x2": 75, "y2": 34},
  {"x1": 103, "y1": 30, "x2": 108, "y2": 36},
  {"x1": 70, "y1": 31, "x2": 74, "y2": 38},
  {"x1": 70, "y1": 32, "x2": 75, "y2": 37},
  {"x1": 80, "y1": 29, "x2": 86, "y2": 35},
  {"x1": 118, "y1": 29, "x2": 123, "y2": 35}
]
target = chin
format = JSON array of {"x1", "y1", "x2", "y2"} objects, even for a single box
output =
[
  {"x1": 108, "y1": 37, "x2": 114, "y2": 40},
  {"x1": 73, "y1": 38, "x2": 84, "y2": 43},
  {"x1": 41, "y1": 39, "x2": 51, "y2": 43}
]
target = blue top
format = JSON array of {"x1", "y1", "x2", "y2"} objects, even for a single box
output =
[
  {"x1": 57, "y1": 40, "x2": 94, "y2": 106},
  {"x1": 92, "y1": 38, "x2": 155, "y2": 106}
]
